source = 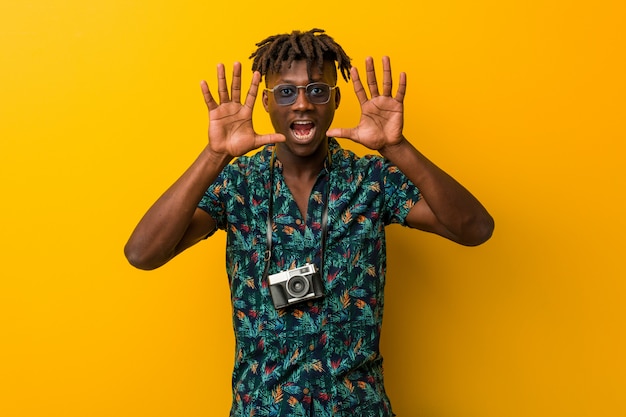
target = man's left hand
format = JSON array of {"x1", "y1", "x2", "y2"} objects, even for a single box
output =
[{"x1": 327, "y1": 56, "x2": 406, "y2": 150}]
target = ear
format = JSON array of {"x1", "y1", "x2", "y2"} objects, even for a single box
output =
[
  {"x1": 262, "y1": 89, "x2": 269, "y2": 112},
  {"x1": 334, "y1": 86, "x2": 341, "y2": 110}
]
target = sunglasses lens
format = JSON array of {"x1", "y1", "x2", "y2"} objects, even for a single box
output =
[
  {"x1": 306, "y1": 83, "x2": 331, "y2": 104},
  {"x1": 274, "y1": 85, "x2": 298, "y2": 105}
]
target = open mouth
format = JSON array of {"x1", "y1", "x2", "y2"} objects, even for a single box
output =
[{"x1": 291, "y1": 121, "x2": 316, "y2": 141}]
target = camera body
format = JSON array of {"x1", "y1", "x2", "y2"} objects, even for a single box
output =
[{"x1": 268, "y1": 263, "x2": 324, "y2": 309}]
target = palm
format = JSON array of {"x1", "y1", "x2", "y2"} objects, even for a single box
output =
[
  {"x1": 208, "y1": 101, "x2": 259, "y2": 156},
  {"x1": 353, "y1": 96, "x2": 404, "y2": 150}
]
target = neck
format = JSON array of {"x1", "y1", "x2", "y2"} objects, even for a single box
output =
[{"x1": 275, "y1": 140, "x2": 329, "y2": 180}]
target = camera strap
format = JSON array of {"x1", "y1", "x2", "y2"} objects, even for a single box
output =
[{"x1": 262, "y1": 146, "x2": 331, "y2": 281}]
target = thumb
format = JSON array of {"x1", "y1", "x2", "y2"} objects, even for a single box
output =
[
  {"x1": 326, "y1": 127, "x2": 356, "y2": 140},
  {"x1": 255, "y1": 133, "x2": 286, "y2": 147}
]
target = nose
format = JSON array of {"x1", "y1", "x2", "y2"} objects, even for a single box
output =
[{"x1": 291, "y1": 87, "x2": 314, "y2": 110}]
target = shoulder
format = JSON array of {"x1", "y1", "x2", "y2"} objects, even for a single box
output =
[
  {"x1": 329, "y1": 138, "x2": 386, "y2": 173},
  {"x1": 221, "y1": 146, "x2": 273, "y2": 179},
  {"x1": 330, "y1": 143, "x2": 399, "y2": 186}
]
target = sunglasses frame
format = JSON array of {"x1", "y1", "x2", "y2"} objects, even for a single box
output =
[{"x1": 264, "y1": 82, "x2": 337, "y2": 106}]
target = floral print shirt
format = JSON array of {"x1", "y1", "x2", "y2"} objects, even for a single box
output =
[{"x1": 199, "y1": 138, "x2": 421, "y2": 417}]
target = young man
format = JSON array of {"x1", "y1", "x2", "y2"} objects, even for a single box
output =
[{"x1": 125, "y1": 29, "x2": 493, "y2": 417}]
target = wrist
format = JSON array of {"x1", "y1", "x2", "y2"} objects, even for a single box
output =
[
  {"x1": 379, "y1": 136, "x2": 410, "y2": 159},
  {"x1": 200, "y1": 145, "x2": 233, "y2": 169}
]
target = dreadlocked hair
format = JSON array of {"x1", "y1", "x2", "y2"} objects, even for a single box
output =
[{"x1": 249, "y1": 28, "x2": 351, "y2": 83}]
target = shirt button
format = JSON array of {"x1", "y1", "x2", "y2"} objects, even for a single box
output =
[
  {"x1": 295, "y1": 219, "x2": 302, "y2": 225},
  {"x1": 303, "y1": 388, "x2": 310, "y2": 394},
  {"x1": 309, "y1": 344, "x2": 315, "y2": 351}
]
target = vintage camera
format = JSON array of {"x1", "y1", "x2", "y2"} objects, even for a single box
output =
[{"x1": 268, "y1": 263, "x2": 324, "y2": 309}]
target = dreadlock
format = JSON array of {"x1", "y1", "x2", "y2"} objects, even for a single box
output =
[{"x1": 249, "y1": 28, "x2": 351, "y2": 83}]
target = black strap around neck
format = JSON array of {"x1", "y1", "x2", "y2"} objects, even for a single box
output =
[{"x1": 262, "y1": 148, "x2": 331, "y2": 280}]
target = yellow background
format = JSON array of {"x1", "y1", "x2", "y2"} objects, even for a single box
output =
[{"x1": 1, "y1": 0, "x2": 624, "y2": 416}]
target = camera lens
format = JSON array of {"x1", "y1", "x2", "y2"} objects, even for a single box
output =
[{"x1": 286, "y1": 275, "x2": 310, "y2": 298}]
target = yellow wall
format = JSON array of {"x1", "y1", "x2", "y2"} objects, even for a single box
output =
[{"x1": 1, "y1": 1, "x2": 624, "y2": 416}]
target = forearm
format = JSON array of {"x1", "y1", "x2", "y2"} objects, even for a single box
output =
[
  {"x1": 124, "y1": 145, "x2": 232, "y2": 269},
  {"x1": 379, "y1": 137, "x2": 494, "y2": 245}
]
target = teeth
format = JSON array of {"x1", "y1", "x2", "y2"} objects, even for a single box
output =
[
  {"x1": 293, "y1": 130, "x2": 315, "y2": 140},
  {"x1": 292, "y1": 122, "x2": 315, "y2": 141}
]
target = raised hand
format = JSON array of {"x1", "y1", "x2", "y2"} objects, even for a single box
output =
[
  {"x1": 201, "y1": 62, "x2": 285, "y2": 157},
  {"x1": 327, "y1": 56, "x2": 406, "y2": 150}
]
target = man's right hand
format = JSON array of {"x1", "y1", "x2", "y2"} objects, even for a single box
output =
[
  {"x1": 125, "y1": 62, "x2": 283, "y2": 270},
  {"x1": 201, "y1": 62, "x2": 285, "y2": 157}
]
